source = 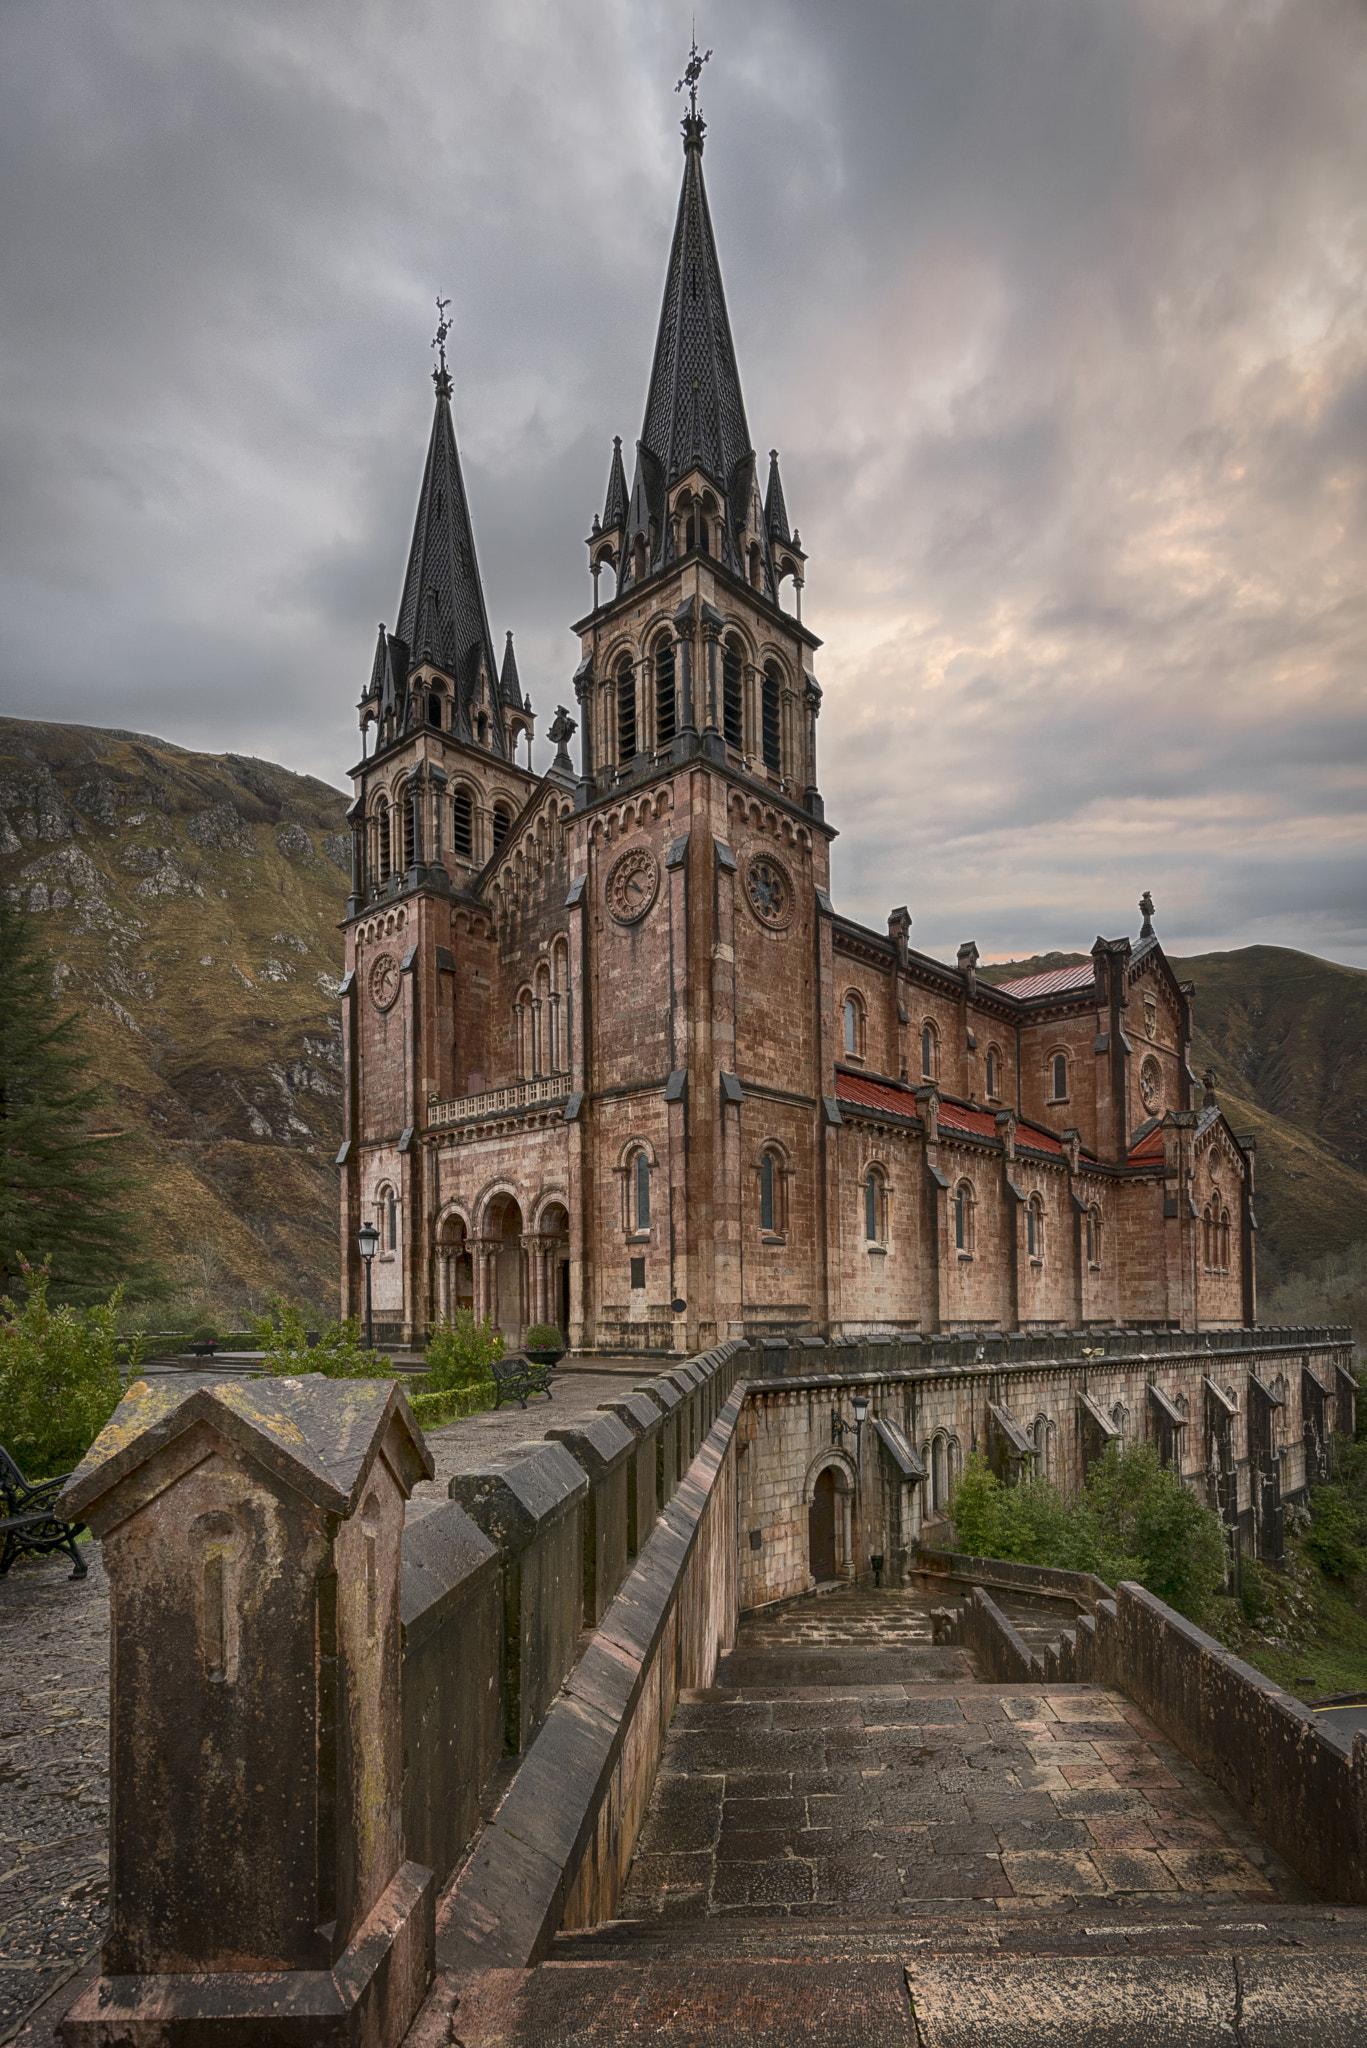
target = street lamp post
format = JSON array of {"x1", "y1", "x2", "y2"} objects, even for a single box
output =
[
  {"x1": 852, "y1": 1390, "x2": 869, "y2": 1469},
  {"x1": 357, "y1": 1220, "x2": 379, "y2": 1351}
]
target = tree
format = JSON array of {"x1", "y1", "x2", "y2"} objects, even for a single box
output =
[
  {"x1": 0, "y1": 893, "x2": 153, "y2": 1303},
  {"x1": 0, "y1": 1262, "x2": 141, "y2": 1473}
]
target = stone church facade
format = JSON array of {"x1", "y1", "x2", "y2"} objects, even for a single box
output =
[{"x1": 336, "y1": 101, "x2": 1257, "y2": 1353}]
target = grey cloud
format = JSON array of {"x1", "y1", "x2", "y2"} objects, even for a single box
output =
[{"x1": 1, "y1": 0, "x2": 1364, "y2": 963}]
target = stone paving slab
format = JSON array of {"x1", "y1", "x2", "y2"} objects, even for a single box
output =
[{"x1": 621, "y1": 1673, "x2": 1308, "y2": 1926}]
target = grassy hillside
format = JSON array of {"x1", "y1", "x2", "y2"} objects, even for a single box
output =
[
  {"x1": 0, "y1": 717, "x2": 351, "y2": 1318},
  {"x1": 979, "y1": 945, "x2": 1367, "y2": 1282}
]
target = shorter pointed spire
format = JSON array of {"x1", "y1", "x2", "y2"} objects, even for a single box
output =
[
  {"x1": 602, "y1": 436, "x2": 628, "y2": 530},
  {"x1": 500, "y1": 630, "x2": 523, "y2": 708},
  {"x1": 365, "y1": 623, "x2": 387, "y2": 700},
  {"x1": 765, "y1": 449, "x2": 791, "y2": 544}
]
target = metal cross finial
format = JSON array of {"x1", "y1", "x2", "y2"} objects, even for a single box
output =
[
  {"x1": 676, "y1": 30, "x2": 712, "y2": 119},
  {"x1": 431, "y1": 295, "x2": 453, "y2": 398}
]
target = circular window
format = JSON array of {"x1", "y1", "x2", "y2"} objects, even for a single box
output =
[
  {"x1": 744, "y1": 855, "x2": 794, "y2": 931},
  {"x1": 1139, "y1": 1056, "x2": 1163, "y2": 1113}
]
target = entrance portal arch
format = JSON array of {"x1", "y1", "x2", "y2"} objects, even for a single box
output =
[{"x1": 803, "y1": 1450, "x2": 858, "y2": 1587}]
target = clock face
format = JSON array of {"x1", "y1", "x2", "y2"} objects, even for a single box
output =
[
  {"x1": 369, "y1": 951, "x2": 401, "y2": 1012},
  {"x1": 745, "y1": 855, "x2": 794, "y2": 931},
  {"x1": 605, "y1": 847, "x2": 659, "y2": 925}
]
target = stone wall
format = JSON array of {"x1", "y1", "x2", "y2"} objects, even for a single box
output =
[
  {"x1": 738, "y1": 1326, "x2": 1354, "y2": 1606},
  {"x1": 941, "y1": 1578, "x2": 1367, "y2": 1908}
]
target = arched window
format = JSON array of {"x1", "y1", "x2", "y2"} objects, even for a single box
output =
[
  {"x1": 843, "y1": 992, "x2": 865, "y2": 1059},
  {"x1": 634, "y1": 1149, "x2": 651, "y2": 1233},
  {"x1": 985, "y1": 1046, "x2": 1001, "y2": 1101},
  {"x1": 758, "y1": 1147, "x2": 789, "y2": 1237},
  {"x1": 954, "y1": 1180, "x2": 975, "y2": 1255},
  {"x1": 722, "y1": 638, "x2": 744, "y2": 749},
  {"x1": 427, "y1": 691, "x2": 442, "y2": 728},
  {"x1": 1050, "y1": 1051, "x2": 1069, "y2": 1102},
  {"x1": 1086, "y1": 1206, "x2": 1102, "y2": 1267},
  {"x1": 1220, "y1": 1208, "x2": 1231, "y2": 1272},
  {"x1": 477, "y1": 711, "x2": 489, "y2": 746},
  {"x1": 1202, "y1": 1205, "x2": 1212, "y2": 1269},
  {"x1": 376, "y1": 805, "x2": 391, "y2": 881},
  {"x1": 864, "y1": 1168, "x2": 886, "y2": 1245},
  {"x1": 492, "y1": 802, "x2": 512, "y2": 852},
  {"x1": 921, "y1": 1021, "x2": 938, "y2": 1081},
  {"x1": 402, "y1": 789, "x2": 416, "y2": 869},
  {"x1": 451, "y1": 789, "x2": 474, "y2": 862},
  {"x1": 931, "y1": 1433, "x2": 950, "y2": 1511},
  {"x1": 748, "y1": 541, "x2": 762, "y2": 589},
  {"x1": 1026, "y1": 1194, "x2": 1045, "y2": 1259},
  {"x1": 654, "y1": 636, "x2": 676, "y2": 749},
  {"x1": 376, "y1": 1183, "x2": 398, "y2": 1254},
  {"x1": 617, "y1": 657, "x2": 637, "y2": 763},
  {"x1": 515, "y1": 989, "x2": 533, "y2": 1079},
  {"x1": 761, "y1": 665, "x2": 782, "y2": 772}
]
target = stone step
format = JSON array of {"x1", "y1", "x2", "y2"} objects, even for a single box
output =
[
  {"x1": 713, "y1": 1642, "x2": 978, "y2": 1688},
  {"x1": 446, "y1": 1905, "x2": 1367, "y2": 2047}
]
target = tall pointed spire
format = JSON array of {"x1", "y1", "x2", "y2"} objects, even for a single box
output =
[
  {"x1": 601, "y1": 436, "x2": 628, "y2": 530},
  {"x1": 393, "y1": 300, "x2": 504, "y2": 750},
  {"x1": 639, "y1": 70, "x2": 751, "y2": 502},
  {"x1": 499, "y1": 630, "x2": 523, "y2": 709},
  {"x1": 764, "y1": 449, "x2": 790, "y2": 544}
]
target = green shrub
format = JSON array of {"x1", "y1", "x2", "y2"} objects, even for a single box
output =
[
  {"x1": 425, "y1": 1310, "x2": 504, "y2": 1392},
  {"x1": 1239, "y1": 1556, "x2": 1272, "y2": 1620},
  {"x1": 947, "y1": 1442, "x2": 1226, "y2": 1623},
  {"x1": 523, "y1": 1322, "x2": 564, "y2": 1351},
  {"x1": 408, "y1": 1380, "x2": 498, "y2": 1430},
  {"x1": 251, "y1": 1295, "x2": 390, "y2": 1379},
  {"x1": 1304, "y1": 1487, "x2": 1367, "y2": 1580},
  {"x1": 190, "y1": 1322, "x2": 219, "y2": 1345},
  {"x1": 0, "y1": 1261, "x2": 142, "y2": 1473},
  {"x1": 949, "y1": 1455, "x2": 1100, "y2": 1574},
  {"x1": 1085, "y1": 1441, "x2": 1226, "y2": 1621}
]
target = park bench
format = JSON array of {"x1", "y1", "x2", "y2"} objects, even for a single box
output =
[
  {"x1": 491, "y1": 1352, "x2": 556, "y2": 1411},
  {"x1": 0, "y1": 1446, "x2": 88, "y2": 1579}
]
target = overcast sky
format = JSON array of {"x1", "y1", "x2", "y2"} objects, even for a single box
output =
[{"x1": 2, "y1": 0, "x2": 1364, "y2": 968}]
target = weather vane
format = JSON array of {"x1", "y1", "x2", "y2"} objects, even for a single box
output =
[
  {"x1": 676, "y1": 28, "x2": 712, "y2": 120},
  {"x1": 431, "y1": 295, "x2": 452, "y2": 397}
]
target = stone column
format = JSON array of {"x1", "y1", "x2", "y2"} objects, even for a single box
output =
[
  {"x1": 56, "y1": 1377, "x2": 435, "y2": 2046},
  {"x1": 839, "y1": 1487, "x2": 855, "y2": 1581}
]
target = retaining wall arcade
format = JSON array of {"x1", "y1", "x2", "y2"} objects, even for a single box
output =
[
  {"x1": 738, "y1": 1326, "x2": 1355, "y2": 1610},
  {"x1": 941, "y1": 1578, "x2": 1367, "y2": 1908}
]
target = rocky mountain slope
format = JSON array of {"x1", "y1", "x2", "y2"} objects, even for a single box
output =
[
  {"x1": 1, "y1": 717, "x2": 351, "y2": 1315},
  {"x1": 980, "y1": 946, "x2": 1367, "y2": 1279}
]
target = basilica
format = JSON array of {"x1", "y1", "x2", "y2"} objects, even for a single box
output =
[{"x1": 335, "y1": 90, "x2": 1257, "y2": 1354}]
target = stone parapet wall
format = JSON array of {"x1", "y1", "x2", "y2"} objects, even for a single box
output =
[
  {"x1": 942, "y1": 1576, "x2": 1367, "y2": 1907},
  {"x1": 436, "y1": 1371, "x2": 746, "y2": 1973}
]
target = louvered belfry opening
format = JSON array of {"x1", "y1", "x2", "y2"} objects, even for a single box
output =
[
  {"x1": 723, "y1": 640, "x2": 744, "y2": 750},
  {"x1": 451, "y1": 790, "x2": 473, "y2": 862},
  {"x1": 655, "y1": 638, "x2": 676, "y2": 749}
]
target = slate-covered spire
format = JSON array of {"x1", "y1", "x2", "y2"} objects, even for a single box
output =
[
  {"x1": 764, "y1": 449, "x2": 790, "y2": 544},
  {"x1": 602, "y1": 436, "x2": 629, "y2": 530},
  {"x1": 639, "y1": 108, "x2": 752, "y2": 503},
  {"x1": 499, "y1": 630, "x2": 523, "y2": 708},
  {"x1": 393, "y1": 314, "x2": 504, "y2": 752}
]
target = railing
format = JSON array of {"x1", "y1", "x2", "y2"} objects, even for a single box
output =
[{"x1": 427, "y1": 1075, "x2": 571, "y2": 1129}]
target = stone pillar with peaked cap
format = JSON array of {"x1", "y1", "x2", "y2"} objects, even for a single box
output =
[{"x1": 57, "y1": 1373, "x2": 436, "y2": 2048}]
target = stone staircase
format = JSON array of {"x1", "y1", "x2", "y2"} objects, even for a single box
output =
[{"x1": 438, "y1": 1587, "x2": 1367, "y2": 2045}]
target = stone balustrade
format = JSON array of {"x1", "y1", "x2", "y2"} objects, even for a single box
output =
[{"x1": 426, "y1": 1074, "x2": 570, "y2": 1129}]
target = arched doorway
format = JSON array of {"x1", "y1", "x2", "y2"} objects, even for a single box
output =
[
  {"x1": 809, "y1": 1469, "x2": 837, "y2": 1583},
  {"x1": 538, "y1": 1201, "x2": 570, "y2": 1335},
  {"x1": 435, "y1": 1215, "x2": 472, "y2": 1325},
  {"x1": 484, "y1": 1194, "x2": 525, "y2": 1343}
]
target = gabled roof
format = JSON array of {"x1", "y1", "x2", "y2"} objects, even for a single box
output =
[
  {"x1": 640, "y1": 120, "x2": 752, "y2": 501},
  {"x1": 395, "y1": 384, "x2": 505, "y2": 754},
  {"x1": 996, "y1": 962, "x2": 1095, "y2": 1001}
]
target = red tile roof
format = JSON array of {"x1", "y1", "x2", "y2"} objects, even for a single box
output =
[
  {"x1": 995, "y1": 963, "x2": 1095, "y2": 1001},
  {"x1": 1128, "y1": 1125, "x2": 1166, "y2": 1162},
  {"x1": 833, "y1": 1075, "x2": 1069, "y2": 1156},
  {"x1": 833, "y1": 1072, "x2": 919, "y2": 1120}
]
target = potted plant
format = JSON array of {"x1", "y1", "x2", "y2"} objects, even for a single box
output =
[
  {"x1": 189, "y1": 1323, "x2": 219, "y2": 1359},
  {"x1": 523, "y1": 1323, "x2": 566, "y2": 1368}
]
